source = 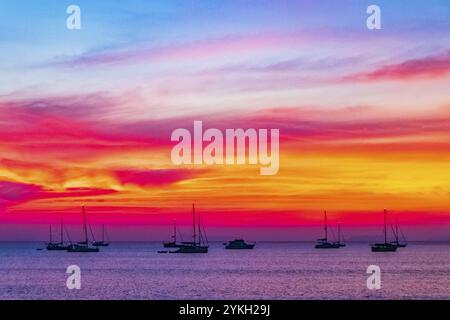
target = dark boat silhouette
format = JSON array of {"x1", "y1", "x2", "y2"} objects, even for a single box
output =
[
  {"x1": 163, "y1": 219, "x2": 181, "y2": 248},
  {"x1": 93, "y1": 224, "x2": 110, "y2": 247},
  {"x1": 46, "y1": 220, "x2": 70, "y2": 251},
  {"x1": 173, "y1": 204, "x2": 209, "y2": 254},
  {"x1": 336, "y1": 224, "x2": 346, "y2": 247},
  {"x1": 67, "y1": 207, "x2": 100, "y2": 253},
  {"x1": 224, "y1": 239, "x2": 255, "y2": 249},
  {"x1": 315, "y1": 211, "x2": 340, "y2": 249},
  {"x1": 371, "y1": 209, "x2": 398, "y2": 252},
  {"x1": 390, "y1": 219, "x2": 407, "y2": 248}
]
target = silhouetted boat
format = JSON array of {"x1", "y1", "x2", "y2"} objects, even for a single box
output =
[
  {"x1": 67, "y1": 207, "x2": 100, "y2": 253},
  {"x1": 371, "y1": 209, "x2": 398, "y2": 252},
  {"x1": 173, "y1": 204, "x2": 209, "y2": 253},
  {"x1": 315, "y1": 211, "x2": 340, "y2": 249},
  {"x1": 93, "y1": 224, "x2": 110, "y2": 247},
  {"x1": 46, "y1": 220, "x2": 70, "y2": 251},
  {"x1": 390, "y1": 219, "x2": 407, "y2": 248},
  {"x1": 224, "y1": 239, "x2": 255, "y2": 249},
  {"x1": 163, "y1": 219, "x2": 181, "y2": 248},
  {"x1": 337, "y1": 224, "x2": 346, "y2": 247}
]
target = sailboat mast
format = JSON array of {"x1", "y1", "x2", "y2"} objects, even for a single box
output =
[
  {"x1": 198, "y1": 209, "x2": 201, "y2": 246},
  {"x1": 173, "y1": 219, "x2": 177, "y2": 243},
  {"x1": 384, "y1": 209, "x2": 387, "y2": 244},
  {"x1": 324, "y1": 211, "x2": 328, "y2": 241},
  {"x1": 338, "y1": 224, "x2": 341, "y2": 243},
  {"x1": 49, "y1": 225, "x2": 52, "y2": 243},
  {"x1": 193, "y1": 204, "x2": 196, "y2": 244},
  {"x1": 83, "y1": 206, "x2": 88, "y2": 244},
  {"x1": 102, "y1": 224, "x2": 105, "y2": 242},
  {"x1": 60, "y1": 219, "x2": 64, "y2": 244},
  {"x1": 395, "y1": 219, "x2": 399, "y2": 243}
]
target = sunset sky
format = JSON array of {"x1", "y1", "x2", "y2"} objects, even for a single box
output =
[{"x1": 1, "y1": 0, "x2": 449, "y2": 241}]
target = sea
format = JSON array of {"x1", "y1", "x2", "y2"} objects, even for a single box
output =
[{"x1": 0, "y1": 242, "x2": 448, "y2": 300}]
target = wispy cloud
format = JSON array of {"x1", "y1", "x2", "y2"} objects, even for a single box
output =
[
  {"x1": 114, "y1": 169, "x2": 203, "y2": 187},
  {"x1": 342, "y1": 51, "x2": 450, "y2": 82},
  {"x1": 54, "y1": 33, "x2": 310, "y2": 68},
  {"x1": 0, "y1": 180, "x2": 116, "y2": 208}
]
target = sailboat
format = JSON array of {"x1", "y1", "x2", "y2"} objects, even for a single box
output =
[
  {"x1": 163, "y1": 220, "x2": 181, "y2": 248},
  {"x1": 173, "y1": 204, "x2": 209, "y2": 253},
  {"x1": 315, "y1": 211, "x2": 340, "y2": 249},
  {"x1": 46, "y1": 220, "x2": 70, "y2": 251},
  {"x1": 93, "y1": 224, "x2": 110, "y2": 247},
  {"x1": 391, "y1": 219, "x2": 407, "y2": 248},
  {"x1": 371, "y1": 209, "x2": 398, "y2": 252},
  {"x1": 67, "y1": 207, "x2": 100, "y2": 253},
  {"x1": 336, "y1": 224, "x2": 346, "y2": 247}
]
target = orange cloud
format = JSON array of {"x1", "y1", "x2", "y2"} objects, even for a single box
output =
[{"x1": 1, "y1": 96, "x2": 449, "y2": 234}]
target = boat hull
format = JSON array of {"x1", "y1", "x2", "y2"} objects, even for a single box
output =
[
  {"x1": 67, "y1": 245, "x2": 100, "y2": 253},
  {"x1": 92, "y1": 242, "x2": 109, "y2": 247},
  {"x1": 163, "y1": 242, "x2": 181, "y2": 248},
  {"x1": 315, "y1": 241, "x2": 341, "y2": 249},
  {"x1": 46, "y1": 243, "x2": 70, "y2": 251},
  {"x1": 225, "y1": 244, "x2": 255, "y2": 249},
  {"x1": 390, "y1": 242, "x2": 407, "y2": 248},
  {"x1": 315, "y1": 244, "x2": 341, "y2": 249},
  {"x1": 371, "y1": 244, "x2": 398, "y2": 252},
  {"x1": 224, "y1": 239, "x2": 255, "y2": 250},
  {"x1": 174, "y1": 245, "x2": 209, "y2": 253}
]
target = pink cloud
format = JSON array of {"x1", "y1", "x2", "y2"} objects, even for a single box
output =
[
  {"x1": 114, "y1": 169, "x2": 201, "y2": 187},
  {"x1": 2, "y1": 94, "x2": 449, "y2": 157},
  {"x1": 0, "y1": 181, "x2": 43, "y2": 204},
  {"x1": 0, "y1": 97, "x2": 172, "y2": 163},
  {"x1": 342, "y1": 51, "x2": 450, "y2": 82},
  {"x1": 60, "y1": 33, "x2": 312, "y2": 67},
  {"x1": 0, "y1": 181, "x2": 116, "y2": 202},
  {"x1": 0, "y1": 180, "x2": 118, "y2": 213}
]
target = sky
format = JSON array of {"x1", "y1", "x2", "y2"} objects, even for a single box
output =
[{"x1": 0, "y1": 0, "x2": 450, "y2": 241}]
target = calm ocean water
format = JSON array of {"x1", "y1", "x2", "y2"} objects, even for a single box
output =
[{"x1": 0, "y1": 242, "x2": 448, "y2": 300}]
